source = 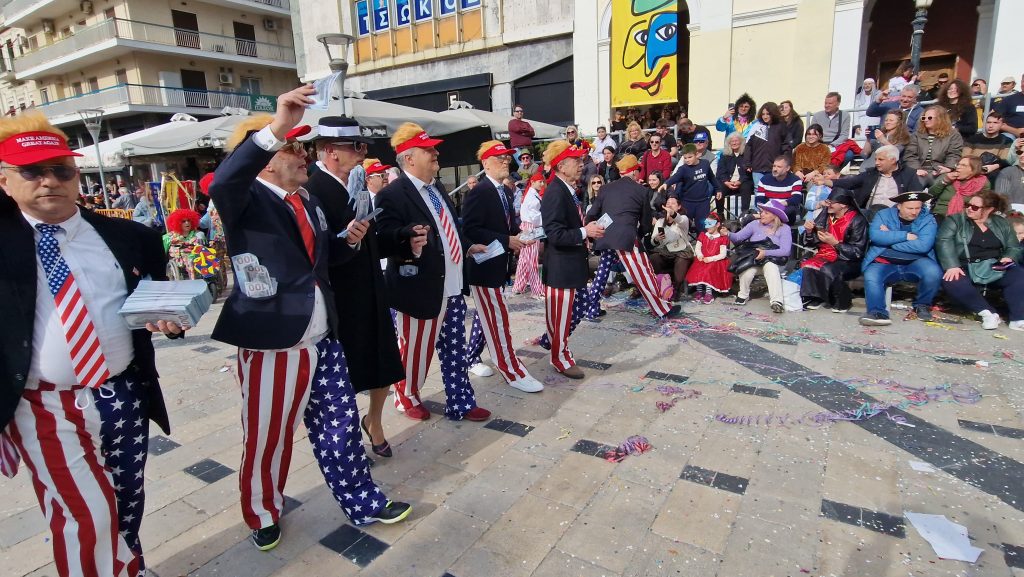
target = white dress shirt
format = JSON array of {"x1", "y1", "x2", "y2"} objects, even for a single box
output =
[
  {"x1": 24, "y1": 209, "x2": 134, "y2": 389},
  {"x1": 405, "y1": 172, "x2": 463, "y2": 298},
  {"x1": 556, "y1": 175, "x2": 588, "y2": 240},
  {"x1": 253, "y1": 174, "x2": 329, "y2": 348}
]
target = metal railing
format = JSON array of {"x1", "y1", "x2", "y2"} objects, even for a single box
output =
[
  {"x1": 251, "y1": 0, "x2": 289, "y2": 8},
  {"x1": 36, "y1": 83, "x2": 275, "y2": 118},
  {"x1": 13, "y1": 17, "x2": 296, "y2": 73},
  {"x1": 1, "y1": 0, "x2": 47, "y2": 22}
]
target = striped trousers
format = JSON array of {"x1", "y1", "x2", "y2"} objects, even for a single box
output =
[
  {"x1": 617, "y1": 246, "x2": 672, "y2": 317},
  {"x1": 393, "y1": 295, "x2": 479, "y2": 419},
  {"x1": 466, "y1": 286, "x2": 529, "y2": 383},
  {"x1": 544, "y1": 287, "x2": 589, "y2": 371},
  {"x1": 237, "y1": 337, "x2": 386, "y2": 529},
  {"x1": 512, "y1": 223, "x2": 544, "y2": 297},
  {"x1": 7, "y1": 371, "x2": 149, "y2": 577}
]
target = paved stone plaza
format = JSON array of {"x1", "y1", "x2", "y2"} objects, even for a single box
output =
[{"x1": 3, "y1": 291, "x2": 1024, "y2": 577}]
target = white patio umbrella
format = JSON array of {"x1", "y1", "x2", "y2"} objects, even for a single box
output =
[
  {"x1": 439, "y1": 108, "x2": 566, "y2": 140},
  {"x1": 73, "y1": 114, "x2": 201, "y2": 169}
]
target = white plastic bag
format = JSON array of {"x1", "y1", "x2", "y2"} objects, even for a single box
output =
[{"x1": 782, "y1": 279, "x2": 803, "y2": 312}]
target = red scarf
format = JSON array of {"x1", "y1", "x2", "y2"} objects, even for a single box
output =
[
  {"x1": 802, "y1": 210, "x2": 856, "y2": 270},
  {"x1": 946, "y1": 175, "x2": 988, "y2": 216}
]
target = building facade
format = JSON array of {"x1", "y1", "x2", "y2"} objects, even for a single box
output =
[
  {"x1": 293, "y1": 0, "x2": 576, "y2": 125},
  {"x1": 0, "y1": 0, "x2": 300, "y2": 149}
]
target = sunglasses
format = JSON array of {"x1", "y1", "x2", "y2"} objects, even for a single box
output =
[
  {"x1": 3, "y1": 164, "x2": 78, "y2": 181},
  {"x1": 514, "y1": 109, "x2": 523, "y2": 113},
  {"x1": 591, "y1": 180, "x2": 603, "y2": 185},
  {"x1": 566, "y1": 130, "x2": 577, "y2": 135},
  {"x1": 966, "y1": 204, "x2": 985, "y2": 211},
  {"x1": 922, "y1": 116, "x2": 936, "y2": 120}
]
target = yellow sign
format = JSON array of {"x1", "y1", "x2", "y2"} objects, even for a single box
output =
[{"x1": 611, "y1": 0, "x2": 679, "y2": 108}]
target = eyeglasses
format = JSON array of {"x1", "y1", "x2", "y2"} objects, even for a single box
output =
[
  {"x1": 566, "y1": 130, "x2": 577, "y2": 135},
  {"x1": 513, "y1": 109, "x2": 523, "y2": 113},
  {"x1": 650, "y1": 140, "x2": 661, "y2": 144},
  {"x1": 966, "y1": 204, "x2": 985, "y2": 211},
  {"x1": 922, "y1": 116, "x2": 935, "y2": 121},
  {"x1": 2, "y1": 164, "x2": 78, "y2": 181},
  {"x1": 330, "y1": 141, "x2": 368, "y2": 153}
]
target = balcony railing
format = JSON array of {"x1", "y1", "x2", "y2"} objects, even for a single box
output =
[
  {"x1": 13, "y1": 17, "x2": 296, "y2": 74},
  {"x1": 36, "y1": 83, "x2": 278, "y2": 119},
  {"x1": 251, "y1": 0, "x2": 289, "y2": 9}
]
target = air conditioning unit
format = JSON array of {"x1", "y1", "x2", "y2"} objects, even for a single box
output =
[
  {"x1": 263, "y1": 18, "x2": 277, "y2": 31},
  {"x1": 41, "y1": 19, "x2": 55, "y2": 34},
  {"x1": 218, "y1": 72, "x2": 233, "y2": 85},
  {"x1": 213, "y1": 44, "x2": 225, "y2": 52}
]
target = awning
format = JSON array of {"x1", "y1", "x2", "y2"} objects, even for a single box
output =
[{"x1": 73, "y1": 115, "x2": 201, "y2": 169}]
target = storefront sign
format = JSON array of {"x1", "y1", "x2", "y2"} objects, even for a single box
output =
[
  {"x1": 372, "y1": 0, "x2": 391, "y2": 32},
  {"x1": 356, "y1": 1, "x2": 370, "y2": 36}
]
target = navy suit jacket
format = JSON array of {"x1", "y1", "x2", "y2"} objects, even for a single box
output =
[
  {"x1": 541, "y1": 177, "x2": 589, "y2": 289},
  {"x1": 375, "y1": 174, "x2": 470, "y2": 319},
  {"x1": 462, "y1": 177, "x2": 519, "y2": 288},
  {"x1": 209, "y1": 135, "x2": 342, "y2": 350},
  {"x1": 0, "y1": 205, "x2": 171, "y2": 432},
  {"x1": 584, "y1": 178, "x2": 653, "y2": 252}
]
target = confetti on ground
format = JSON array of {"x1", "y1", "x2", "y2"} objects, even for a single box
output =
[
  {"x1": 604, "y1": 435, "x2": 652, "y2": 462},
  {"x1": 557, "y1": 427, "x2": 572, "y2": 440}
]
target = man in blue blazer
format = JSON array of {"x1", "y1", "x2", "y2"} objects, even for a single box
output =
[
  {"x1": 463, "y1": 140, "x2": 544, "y2": 393},
  {"x1": 374, "y1": 122, "x2": 492, "y2": 422},
  {"x1": 209, "y1": 86, "x2": 410, "y2": 552}
]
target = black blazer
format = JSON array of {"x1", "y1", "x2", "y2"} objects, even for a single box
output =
[
  {"x1": 305, "y1": 166, "x2": 404, "y2": 390},
  {"x1": 541, "y1": 177, "x2": 589, "y2": 289},
  {"x1": 596, "y1": 161, "x2": 620, "y2": 183},
  {"x1": 584, "y1": 178, "x2": 653, "y2": 252},
  {"x1": 375, "y1": 174, "x2": 470, "y2": 319},
  {"x1": 209, "y1": 135, "x2": 341, "y2": 350},
  {"x1": 833, "y1": 164, "x2": 923, "y2": 209},
  {"x1": 462, "y1": 177, "x2": 520, "y2": 288},
  {"x1": 0, "y1": 206, "x2": 171, "y2": 433}
]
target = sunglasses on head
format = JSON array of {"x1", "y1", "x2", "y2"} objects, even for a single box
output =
[{"x1": 3, "y1": 163, "x2": 78, "y2": 181}]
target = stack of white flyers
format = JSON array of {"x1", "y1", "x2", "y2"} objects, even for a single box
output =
[
  {"x1": 471, "y1": 239, "x2": 506, "y2": 264},
  {"x1": 118, "y1": 280, "x2": 213, "y2": 330},
  {"x1": 519, "y1": 227, "x2": 546, "y2": 241}
]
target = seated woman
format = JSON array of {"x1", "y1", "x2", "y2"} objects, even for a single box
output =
[
  {"x1": 647, "y1": 197, "x2": 693, "y2": 302},
  {"x1": 728, "y1": 199, "x2": 792, "y2": 313},
  {"x1": 904, "y1": 106, "x2": 963, "y2": 186},
  {"x1": 792, "y1": 124, "x2": 832, "y2": 180},
  {"x1": 929, "y1": 156, "x2": 990, "y2": 222},
  {"x1": 936, "y1": 190, "x2": 1024, "y2": 330},
  {"x1": 860, "y1": 109, "x2": 911, "y2": 172},
  {"x1": 163, "y1": 208, "x2": 207, "y2": 280},
  {"x1": 715, "y1": 132, "x2": 753, "y2": 214}
]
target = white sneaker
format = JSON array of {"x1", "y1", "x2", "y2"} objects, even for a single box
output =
[
  {"x1": 980, "y1": 310, "x2": 1001, "y2": 330},
  {"x1": 469, "y1": 363, "x2": 494, "y2": 377},
  {"x1": 1009, "y1": 320, "x2": 1024, "y2": 331},
  {"x1": 508, "y1": 374, "x2": 544, "y2": 393}
]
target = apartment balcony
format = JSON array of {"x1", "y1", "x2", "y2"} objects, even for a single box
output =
[
  {"x1": 3, "y1": 0, "x2": 290, "y2": 28},
  {"x1": 12, "y1": 17, "x2": 296, "y2": 81},
  {"x1": 35, "y1": 83, "x2": 278, "y2": 126}
]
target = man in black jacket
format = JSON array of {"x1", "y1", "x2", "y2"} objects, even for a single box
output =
[
  {"x1": 305, "y1": 116, "x2": 404, "y2": 458},
  {"x1": 210, "y1": 88, "x2": 410, "y2": 552},
  {"x1": 799, "y1": 188, "x2": 868, "y2": 312},
  {"x1": 463, "y1": 140, "x2": 544, "y2": 393},
  {"x1": 0, "y1": 111, "x2": 182, "y2": 576},
  {"x1": 374, "y1": 122, "x2": 492, "y2": 421},
  {"x1": 586, "y1": 155, "x2": 682, "y2": 319},
  {"x1": 813, "y1": 145, "x2": 922, "y2": 215},
  {"x1": 537, "y1": 140, "x2": 606, "y2": 379}
]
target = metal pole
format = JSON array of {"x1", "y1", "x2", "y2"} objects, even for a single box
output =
[
  {"x1": 79, "y1": 109, "x2": 109, "y2": 208},
  {"x1": 909, "y1": 8, "x2": 928, "y2": 75}
]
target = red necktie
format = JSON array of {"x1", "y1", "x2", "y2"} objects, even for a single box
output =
[{"x1": 285, "y1": 193, "x2": 316, "y2": 262}]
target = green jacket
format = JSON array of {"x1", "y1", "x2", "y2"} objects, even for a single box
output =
[
  {"x1": 935, "y1": 212, "x2": 1023, "y2": 272},
  {"x1": 928, "y1": 178, "x2": 991, "y2": 218}
]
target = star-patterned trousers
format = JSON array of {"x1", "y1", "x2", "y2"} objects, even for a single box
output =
[
  {"x1": 237, "y1": 337, "x2": 387, "y2": 529},
  {"x1": 7, "y1": 370, "x2": 149, "y2": 577},
  {"x1": 617, "y1": 247, "x2": 673, "y2": 317},
  {"x1": 512, "y1": 222, "x2": 544, "y2": 297},
  {"x1": 584, "y1": 250, "x2": 620, "y2": 319},
  {"x1": 393, "y1": 295, "x2": 479, "y2": 419},
  {"x1": 466, "y1": 286, "x2": 529, "y2": 383}
]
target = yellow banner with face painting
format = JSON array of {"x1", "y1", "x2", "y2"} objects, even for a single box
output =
[{"x1": 611, "y1": 0, "x2": 679, "y2": 108}]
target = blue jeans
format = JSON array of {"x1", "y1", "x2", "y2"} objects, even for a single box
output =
[{"x1": 863, "y1": 259, "x2": 942, "y2": 316}]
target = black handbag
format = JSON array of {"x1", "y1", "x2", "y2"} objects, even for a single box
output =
[{"x1": 727, "y1": 239, "x2": 786, "y2": 274}]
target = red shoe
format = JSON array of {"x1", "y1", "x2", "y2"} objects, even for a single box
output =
[
  {"x1": 403, "y1": 404, "x2": 431, "y2": 421},
  {"x1": 463, "y1": 407, "x2": 492, "y2": 422}
]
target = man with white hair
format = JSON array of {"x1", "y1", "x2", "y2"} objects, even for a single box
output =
[
  {"x1": 374, "y1": 122, "x2": 492, "y2": 422},
  {"x1": 814, "y1": 144, "x2": 922, "y2": 214}
]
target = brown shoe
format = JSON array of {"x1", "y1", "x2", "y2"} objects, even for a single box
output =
[{"x1": 558, "y1": 366, "x2": 585, "y2": 379}]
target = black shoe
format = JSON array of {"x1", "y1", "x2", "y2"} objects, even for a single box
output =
[
  {"x1": 252, "y1": 523, "x2": 282, "y2": 551},
  {"x1": 733, "y1": 296, "x2": 748, "y2": 306},
  {"x1": 662, "y1": 304, "x2": 683, "y2": 319},
  {"x1": 859, "y1": 313, "x2": 892, "y2": 326},
  {"x1": 361, "y1": 416, "x2": 392, "y2": 458},
  {"x1": 598, "y1": 309, "x2": 607, "y2": 317},
  {"x1": 368, "y1": 500, "x2": 412, "y2": 525},
  {"x1": 914, "y1": 305, "x2": 934, "y2": 321},
  {"x1": 802, "y1": 299, "x2": 823, "y2": 311}
]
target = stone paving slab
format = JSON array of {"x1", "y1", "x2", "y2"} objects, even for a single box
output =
[{"x1": 2, "y1": 291, "x2": 1023, "y2": 577}]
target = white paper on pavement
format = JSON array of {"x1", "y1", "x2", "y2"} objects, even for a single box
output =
[
  {"x1": 471, "y1": 239, "x2": 506, "y2": 264},
  {"x1": 904, "y1": 512, "x2": 984, "y2": 563},
  {"x1": 908, "y1": 461, "x2": 937, "y2": 473}
]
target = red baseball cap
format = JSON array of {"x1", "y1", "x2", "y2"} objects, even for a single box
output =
[
  {"x1": 479, "y1": 142, "x2": 515, "y2": 160},
  {"x1": 285, "y1": 125, "x2": 311, "y2": 140},
  {"x1": 365, "y1": 160, "x2": 392, "y2": 175},
  {"x1": 394, "y1": 130, "x2": 443, "y2": 154},
  {"x1": 549, "y1": 143, "x2": 587, "y2": 167},
  {"x1": 0, "y1": 131, "x2": 82, "y2": 166}
]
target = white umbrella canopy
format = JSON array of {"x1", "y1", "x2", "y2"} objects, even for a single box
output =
[
  {"x1": 73, "y1": 115, "x2": 201, "y2": 169},
  {"x1": 439, "y1": 108, "x2": 566, "y2": 140},
  {"x1": 120, "y1": 98, "x2": 483, "y2": 156}
]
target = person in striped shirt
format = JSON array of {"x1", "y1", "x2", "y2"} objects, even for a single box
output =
[{"x1": 755, "y1": 155, "x2": 804, "y2": 224}]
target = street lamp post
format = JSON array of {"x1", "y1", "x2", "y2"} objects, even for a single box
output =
[
  {"x1": 78, "y1": 108, "x2": 109, "y2": 208},
  {"x1": 316, "y1": 33, "x2": 355, "y2": 116},
  {"x1": 909, "y1": 0, "x2": 934, "y2": 75}
]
